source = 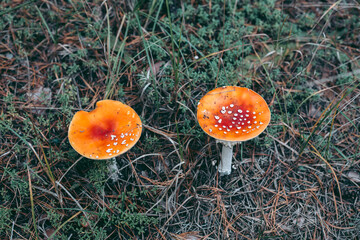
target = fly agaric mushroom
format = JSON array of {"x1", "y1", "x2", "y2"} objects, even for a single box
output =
[
  {"x1": 197, "y1": 86, "x2": 270, "y2": 175},
  {"x1": 68, "y1": 100, "x2": 142, "y2": 159}
]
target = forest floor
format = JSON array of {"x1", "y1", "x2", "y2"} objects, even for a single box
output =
[{"x1": 0, "y1": 0, "x2": 359, "y2": 239}]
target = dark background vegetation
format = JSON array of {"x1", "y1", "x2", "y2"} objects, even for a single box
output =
[{"x1": 0, "y1": 0, "x2": 359, "y2": 239}]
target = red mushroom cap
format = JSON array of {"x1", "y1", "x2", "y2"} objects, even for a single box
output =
[
  {"x1": 68, "y1": 100, "x2": 142, "y2": 159},
  {"x1": 197, "y1": 86, "x2": 270, "y2": 142}
]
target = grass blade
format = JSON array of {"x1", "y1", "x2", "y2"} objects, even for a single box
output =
[
  {"x1": 27, "y1": 168, "x2": 39, "y2": 240},
  {"x1": 35, "y1": 6, "x2": 56, "y2": 44}
]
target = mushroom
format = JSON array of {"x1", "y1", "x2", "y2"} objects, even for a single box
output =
[
  {"x1": 68, "y1": 100, "x2": 142, "y2": 160},
  {"x1": 197, "y1": 86, "x2": 270, "y2": 175}
]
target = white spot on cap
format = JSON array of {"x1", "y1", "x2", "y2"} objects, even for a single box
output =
[
  {"x1": 247, "y1": 121, "x2": 250, "y2": 124},
  {"x1": 219, "y1": 128, "x2": 222, "y2": 130},
  {"x1": 228, "y1": 111, "x2": 232, "y2": 114},
  {"x1": 246, "y1": 110, "x2": 249, "y2": 112},
  {"x1": 237, "y1": 127, "x2": 241, "y2": 129},
  {"x1": 114, "y1": 142, "x2": 118, "y2": 146},
  {"x1": 235, "y1": 131, "x2": 239, "y2": 134},
  {"x1": 221, "y1": 109, "x2": 226, "y2": 114},
  {"x1": 233, "y1": 117, "x2": 237, "y2": 120},
  {"x1": 227, "y1": 129, "x2": 230, "y2": 132},
  {"x1": 240, "y1": 115, "x2": 244, "y2": 118},
  {"x1": 106, "y1": 149, "x2": 112, "y2": 153},
  {"x1": 224, "y1": 132, "x2": 227, "y2": 134},
  {"x1": 121, "y1": 140, "x2": 126, "y2": 145},
  {"x1": 218, "y1": 119, "x2": 222, "y2": 123},
  {"x1": 215, "y1": 115, "x2": 220, "y2": 120},
  {"x1": 238, "y1": 109, "x2": 243, "y2": 113},
  {"x1": 215, "y1": 125, "x2": 218, "y2": 127},
  {"x1": 230, "y1": 104, "x2": 234, "y2": 107},
  {"x1": 253, "y1": 116, "x2": 256, "y2": 119},
  {"x1": 253, "y1": 112, "x2": 256, "y2": 114},
  {"x1": 234, "y1": 113, "x2": 238, "y2": 116},
  {"x1": 254, "y1": 121, "x2": 257, "y2": 124},
  {"x1": 116, "y1": 150, "x2": 120, "y2": 153},
  {"x1": 96, "y1": 156, "x2": 99, "y2": 158},
  {"x1": 107, "y1": 144, "x2": 110, "y2": 147},
  {"x1": 245, "y1": 114, "x2": 249, "y2": 117},
  {"x1": 248, "y1": 126, "x2": 251, "y2": 129},
  {"x1": 260, "y1": 122, "x2": 264, "y2": 125},
  {"x1": 209, "y1": 128, "x2": 212, "y2": 132},
  {"x1": 256, "y1": 126, "x2": 260, "y2": 128}
]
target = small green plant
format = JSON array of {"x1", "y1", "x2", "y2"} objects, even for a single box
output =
[
  {"x1": 85, "y1": 161, "x2": 109, "y2": 193},
  {"x1": 110, "y1": 189, "x2": 159, "y2": 235},
  {"x1": 4, "y1": 168, "x2": 29, "y2": 198},
  {"x1": 0, "y1": 208, "x2": 12, "y2": 236},
  {"x1": 47, "y1": 209, "x2": 62, "y2": 229}
]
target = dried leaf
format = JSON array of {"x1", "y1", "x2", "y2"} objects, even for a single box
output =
[
  {"x1": 146, "y1": 61, "x2": 171, "y2": 79},
  {"x1": 26, "y1": 86, "x2": 52, "y2": 114},
  {"x1": 347, "y1": 171, "x2": 360, "y2": 183},
  {"x1": 172, "y1": 231, "x2": 202, "y2": 240}
]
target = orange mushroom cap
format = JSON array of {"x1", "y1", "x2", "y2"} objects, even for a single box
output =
[
  {"x1": 197, "y1": 86, "x2": 270, "y2": 142},
  {"x1": 68, "y1": 100, "x2": 142, "y2": 160}
]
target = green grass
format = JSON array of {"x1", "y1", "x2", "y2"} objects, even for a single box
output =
[{"x1": 1, "y1": 0, "x2": 359, "y2": 239}]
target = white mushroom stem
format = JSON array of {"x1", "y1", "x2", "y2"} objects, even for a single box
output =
[
  {"x1": 108, "y1": 157, "x2": 119, "y2": 182},
  {"x1": 217, "y1": 140, "x2": 240, "y2": 176}
]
